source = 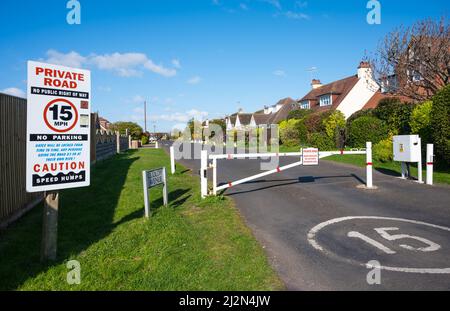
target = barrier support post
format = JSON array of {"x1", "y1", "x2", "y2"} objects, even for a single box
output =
[
  {"x1": 426, "y1": 144, "x2": 434, "y2": 185},
  {"x1": 366, "y1": 142, "x2": 373, "y2": 188},
  {"x1": 213, "y1": 158, "x2": 217, "y2": 196},
  {"x1": 170, "y1": 146, "x2": 176, "y2": 174},
  {"x1": 201, "y1": 150, "x2": 208, "y2": 198},
  {"x1": 417, "y1": 137, "x2": 423, "y2": 183}
]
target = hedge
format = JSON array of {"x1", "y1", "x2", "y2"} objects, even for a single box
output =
[
  {"x1": 347, "y1": 116, "x2": 388, "y2": 148},
  {"x1": 431, "y1": 84, "x2": 450, "y2": 167}
]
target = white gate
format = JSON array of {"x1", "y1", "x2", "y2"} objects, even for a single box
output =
[{"x1": 200, "y1": 142, "x2": 374, "y2": 198}]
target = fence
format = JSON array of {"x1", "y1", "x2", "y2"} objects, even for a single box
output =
[
  {"x1": 0, "y1": 94, "x2": 43, "y2": 228},
  {"x1": 0, "y1": 93, "x2": 132, "y2": 228}
]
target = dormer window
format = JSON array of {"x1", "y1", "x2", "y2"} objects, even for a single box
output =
[
  {"x1": 319, "y1": 94, "x2": 332, "y2": 107},
  {"x1": 300, "y1": 100, "x2": 310, "y2": 109}
]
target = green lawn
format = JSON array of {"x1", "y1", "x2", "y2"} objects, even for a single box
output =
[
  {"x1": 324, "y1": 154, "x2": 450, "y2": 185},
  {"x1": 0, "y1": 149, "x2": 283, "y2": 290}
]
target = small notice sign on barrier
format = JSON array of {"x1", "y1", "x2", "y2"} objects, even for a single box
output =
[{"x1": 302, "y1": 148, "x2": 319, "y2": 166}]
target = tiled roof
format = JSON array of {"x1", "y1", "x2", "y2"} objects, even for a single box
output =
[
  {"x1": 267, "y1": 98, "x2": 298, "y2": 124},
  {"x1": 299, "y1": 75, "x2": 359, "y2": 108},
  {"x1": 253, "y1": 113, "x2": 271, "y2": 125},
  {"x1": 363, "y1": 92, "x2": 416, "y2": 110},
  {"x1": 237, "y1": 113, "x2": 253, "y2": 126}
]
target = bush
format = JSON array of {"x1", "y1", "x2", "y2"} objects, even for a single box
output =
[
  {"x1": 309, "y1": 132, "x2": 335, "y2": 150},
  {"x1": 296, "y1": 122, "x2": 308, "y2": 146},
  {"x1": 373, "y1": 98, "x2": 414, "y2": 135},
  {"x1": 410, "y1": 100, "x2": 432, "y2": 143},
  {"x1": 287, "y1": 109, "x2": 312, "y2": 120},
  {"x1": 304, "y1": 111, "x2": 332, "y2": 134},
  {"x1": 141, "y1": 135, "x2": 149, "y2": 145},
  {"x1": 279, "y1": 119, "x2": 300, "y2": 147},
  {"x1": 373, "y1": 136, "x2": 393, "y2": 162},
  {"x1": 347, "y1": 116, "x2": 388, "y2": 148},
  {"x1": 431, "y1": 85, "x2": 450, "y2": 167},
  {"x1": 347, "y1": 109, "x2": 373, "y2": 127}
]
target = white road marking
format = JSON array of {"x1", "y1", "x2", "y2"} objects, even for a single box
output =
[
  {"x1": 374, "y1": 227, "x2": 441, "y2": 252},
  {"x1": 307, "y1": 216, "x2": 450, "y2": 274},
  {"x1": 347, "y1": 231, "x2": 396, "y2": 254}
]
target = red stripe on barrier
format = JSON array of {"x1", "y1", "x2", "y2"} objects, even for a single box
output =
[
  {"x1": 427, "y1": 162, "x2": 433, "y2": 165},
  {"x1": 227, "y1": 154, "x2": 232, "y2": 160},
  {"x1": 367, "y1": 162, "x2": 373, "y2": 166},
  {"x1": 276, "y1": 167, "x2": 281, "y2": 173},
  {"x1": 340, "y1": 150, "x2": 344, "y2": 155},
  {"x1": 228, "y1": 182, "x2": 232, "y2": 188}
]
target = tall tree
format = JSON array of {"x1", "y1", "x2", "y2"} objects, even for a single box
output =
[
  {"x1": 110, "y1": 121, "x2": 143, "y2": 139},
  {"x1": 371, "y1": 17, "x2": 449, "y2": 101}
]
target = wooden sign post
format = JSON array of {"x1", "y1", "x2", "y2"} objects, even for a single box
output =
[
  {"x1": 41, "y1": 191, "x2": 59, "y2": 261},
  {"x1": 142, "y1": 167, "x2": 168, "y2": 218}
]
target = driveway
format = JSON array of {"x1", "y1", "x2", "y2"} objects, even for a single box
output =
[{"x1": 162, "y1": 142, "x2": 450, "y2": 290}]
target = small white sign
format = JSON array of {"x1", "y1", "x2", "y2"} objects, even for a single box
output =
[
  {"x1": 142, "y1": 167, "x2": 168, "y2": 217},
  {"x1": 302, "y1": 148, "x2": 319, "y2": 166},
  {"x1": 26, "y1": 61, "x2": 91, "y2": 192}
]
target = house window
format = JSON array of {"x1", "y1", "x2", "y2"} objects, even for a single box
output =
[
  {"x1": 319, "y1": 94, "x2": 332, "y2": 107},
  {"x1": 300, "y1": 100, "x2": 310, "y2": 109}
]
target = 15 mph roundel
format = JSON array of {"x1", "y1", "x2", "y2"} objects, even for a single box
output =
[{"x1": 43, "y1": 98, "x2": 79, "y2": 133}]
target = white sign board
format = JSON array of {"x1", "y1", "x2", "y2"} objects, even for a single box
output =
[
  {"x1": 26, "y1": 61, "x2": 91, "y2": 192},
  {"x1": 302, "y1": 148, "x2": 319, "y2": 166}
]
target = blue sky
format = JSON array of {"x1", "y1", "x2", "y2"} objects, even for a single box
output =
[{"x1": 0, "y1": 0, "x2": 447, "y2": 132}]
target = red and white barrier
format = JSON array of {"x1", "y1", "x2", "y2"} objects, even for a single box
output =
[
  {"x1": 202, "y1": 142, "x2": 374, "y2": 197},
  {"x1": 426, "y1": 144, "x2": 434, "y2": 185}
]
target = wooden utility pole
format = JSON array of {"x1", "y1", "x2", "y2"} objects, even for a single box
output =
[
  {"x1": 144, "y1": 100, "x2": 147, "y2": 133},
  {"x1": 41, "y1": 191, "x2": 59, "y2": 261}
]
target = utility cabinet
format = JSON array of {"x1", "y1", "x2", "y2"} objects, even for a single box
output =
[{"x1": 393, "y1": 135, "x2": 421, "y2": 162}]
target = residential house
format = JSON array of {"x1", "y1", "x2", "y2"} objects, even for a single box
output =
[
  {"x1": 225, "y1": 109, "x2": 255, "y2": 130},
  {"x1": 98, "y1": 117, "x2": 111, "y2": 131},
  {"x1": 297, "y1": 62, "x2": 381, "y2": 119}
]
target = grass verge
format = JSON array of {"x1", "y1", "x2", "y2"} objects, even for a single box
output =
[{"x1": 0, "y1": 149, "x2": 283, "y2": 290}]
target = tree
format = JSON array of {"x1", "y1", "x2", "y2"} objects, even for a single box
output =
[
  {"x1": 110, "y1": 121, "x2": 142, "y2": 139},
  {"x1": 371, "y1": 17, "x2": 449, "y2": 101},
  {"x1": 373, "y1": 98, "x2": 415, "y2": 135}
]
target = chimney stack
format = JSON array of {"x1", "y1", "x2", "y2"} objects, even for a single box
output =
[
  {"x1": 311, "y1": 79, "x2": 322, "y2": 89},
  {"x1": 357, "y1": 61, "x2": 372, "y2": 79}
]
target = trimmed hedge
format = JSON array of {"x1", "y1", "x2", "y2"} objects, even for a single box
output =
[
  {"x1": 431, "y1": 85, "x2": 450, "y2": 167},
  {"x1": 347, "y1": 116, "x2": 388, "y2": 148},
  {"x1": 373, "y1": 98, "x2": 414, "y2": 135}
]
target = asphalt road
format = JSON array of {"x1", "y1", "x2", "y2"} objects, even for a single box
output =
[{"x1": 162, "y1": 141, "x2": 450, "y2": 290}]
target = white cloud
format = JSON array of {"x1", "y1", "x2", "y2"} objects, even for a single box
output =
[
  {"x1": 261, "y1": 0, "x2": 281, "y2": 10},
  {"x1": 98, "y1": 86, "x2": 112, "y2": 92},
  {"x1": 273, "y1": 69, "x2": 286, "y2": 76},
  {"x1": 172, "y1": 59, "x2": 181, "y2": 68},
  {"x1": 240, "y1": 3, "x2": 248, "y2": 10},
  {"x1": 44, "y1": 50, "x2": 86, "y2": 68},
  {"x1": 295, "y1": 1, "x2": 308, "y2": 9},
  {"x1": 149, "y1": 109, "x2": 208, "y2": 122},
  {"x1": 1, "y1": 87, "x2": 26, "y2": 98},
  {"x1": 43, "y1": 50, "x2": 177, "y2": 77},
  {"x1": 283, "y1": 11, "x2": 310, "y2": 20},
  {"x1": 187, "y1": 76, "x2": 201, "y2": 84}
]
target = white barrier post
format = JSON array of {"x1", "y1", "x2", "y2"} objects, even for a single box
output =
[
  {"x1": 155, "y1": 141, "x2": 159, "y2": 149},
  {"x1": 366, "y1": 142, "x2": 373, "y2": 188},
  {"x1": 212, "y1": 158, "x2": 217, "y2": 196},
  {"x1": 201, "y1": 150, "x2": 208, "y2": 198},
  {"x1": 426, "y1": 144, "x2": 434, "y2": 185},
  {"x1": 417, "y1": 137, "x2": 423, "y2": 183},
  {"x1": 170, "y1": 146, "x2": 175, "y2": 174}
]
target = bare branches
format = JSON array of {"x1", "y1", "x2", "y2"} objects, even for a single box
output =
[{"x1": 371, "y1": 16, "x2": 450, "y2": 101}]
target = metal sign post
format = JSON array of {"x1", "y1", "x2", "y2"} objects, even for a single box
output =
[
  {"x1": 41, "y1": 191, "x2": 59, "y2": 261},
  {"x1": 142, "y1": 167, "x2": 168, "y2": 218}
]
